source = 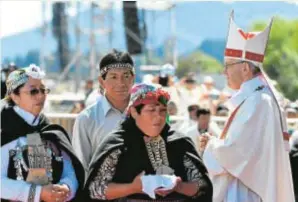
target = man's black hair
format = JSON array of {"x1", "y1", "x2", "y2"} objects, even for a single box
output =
[
  {"x1": 158, "y1": 76, "x2": 169, "y2": 87},
  {"x1": 196, "y1": 108, "x2": 211, "y2": 118},
  {"x1": 187, "y1": 104, "x2": 200, "y2": 113},
  {"x1": 99, "y1": 49, "x2": 134, "y2": 80}
]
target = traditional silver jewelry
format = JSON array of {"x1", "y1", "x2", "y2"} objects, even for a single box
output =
[
  {"x1": 144, "y1": 136, "x2": 174, "y2": 175},
  {"x1": 28, "y1": 184, "x2": 37, "y2": 202}
]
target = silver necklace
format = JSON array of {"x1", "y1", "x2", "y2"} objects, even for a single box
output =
[{"x1": 144, "y1": 136, "x2": 174, "y2": 175}]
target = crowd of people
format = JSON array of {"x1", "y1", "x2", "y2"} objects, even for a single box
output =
[{"x1": 1, "y1": 12, "x2": 298, "y2": 202}]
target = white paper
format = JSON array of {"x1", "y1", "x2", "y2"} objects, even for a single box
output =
[{"x1": 141, "y1": 175, "x2": 177, "y2": 199}]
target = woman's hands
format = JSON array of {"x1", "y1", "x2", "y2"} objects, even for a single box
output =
[
  {"x1": 40, "y1": 184, "x2": 70, "y2": 202},
  {"x1": 155, "y1": 176, "x2": 182, "y2": 197},
  {"x1": 130, "y1": 171, "x2": 145, "y2": 194},
  {"x1": 130, "y1": 172, "x2": 197, "y2": 198}
]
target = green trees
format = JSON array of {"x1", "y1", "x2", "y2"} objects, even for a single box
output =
[
  {"x1": 176, "y1": 18, "x2": 298, "y2": 101},
  {"x1": 252, "y1": 18, "x2": 298, "y2": 100},
  {"x1": 177, "y1": 51, "x2": 223, "y2": 78}
]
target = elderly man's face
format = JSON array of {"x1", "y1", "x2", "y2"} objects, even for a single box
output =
[
  {"x1": 224, "y1": 58, "x2": 246, "y2": 90},
  {"x1": 133, "y1": 103, "x2": 167, "y2": 137},
  {"x1": 12, "y1": 77, "x2": 47, "y2": 116}
]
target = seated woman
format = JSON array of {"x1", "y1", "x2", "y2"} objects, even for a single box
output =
[
  {"x1": 1, "y1": 64, "x2": 84, "y2": 202},
  {"x1": 84, "y1": 84, "x2": 213, "y2": 202}
]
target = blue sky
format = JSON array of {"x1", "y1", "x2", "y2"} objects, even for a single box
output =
[
  {"x1": 1, "y1": 0, "x2": 298, "y2": 61},
  {"x1": 1, "y1": 0, "x2": 297, "y2": 38},
  {"x1": 0, "y1": 0, "x2": 121, "y2": 38}
]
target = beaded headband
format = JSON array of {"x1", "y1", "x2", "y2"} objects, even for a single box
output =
[
  {"x1": 99, "y1": 63, "x2": 135, "y2": 76},
  {"x1": 6, "y1": 64, "x2": 45, "y2": 95}
]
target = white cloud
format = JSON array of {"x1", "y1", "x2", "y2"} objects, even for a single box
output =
[{"x1": 286, "y1": 0, "x2": 298, "y2": 5}]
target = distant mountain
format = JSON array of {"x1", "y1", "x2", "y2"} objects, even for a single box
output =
[
  {"x1": 1, "y1": 1, "x2": 297, "y2": 68},
  {"x1": 199, "y1": 39, "x2": 226, "y2": 63}
]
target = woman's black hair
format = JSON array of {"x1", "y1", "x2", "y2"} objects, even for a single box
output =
[
  {"x1": 158, "y1": 76, "x2": 169, "y2": 87},
  {"x1": 121, "y1": 104, "x2": 144, "y2": 127},
  {"x1": 134, "y1": 104, "x2": 144, "y2": 114},
  {"x1": 99, "y1": 49, "x2": 134, "y2": 80},
  {"x1": 5, "y1": 84, "x2": 25, "y2": 106}
]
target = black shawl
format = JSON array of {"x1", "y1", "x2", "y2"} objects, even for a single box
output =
[
  {"x1": 1, "y1": 100, "x2": 85, "y2": 201},
  {"x1": 83, "y1": 118, "x2": 213, "y2": 201}
]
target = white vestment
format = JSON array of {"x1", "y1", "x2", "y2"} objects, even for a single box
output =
[{"x1": 203, "y1": 77, "x2": 295, "y2": 202}]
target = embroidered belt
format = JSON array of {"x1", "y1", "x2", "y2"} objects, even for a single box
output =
[{"x1": 26, "y1": 132, "x2": 50, "y2": 185}]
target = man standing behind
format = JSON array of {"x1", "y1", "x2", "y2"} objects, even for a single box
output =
[
  {"x1": 72, "y1": 50, "x2": 135, "y2": 173},
  {"x1": 186, "y1": 108, "x2": 221, "y2": 154},
  {"x1": 200, "y1": 12, "x2": 294, "y2": 202}
]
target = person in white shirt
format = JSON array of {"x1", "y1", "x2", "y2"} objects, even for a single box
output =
[
  {"x1": 72, "y1": 50, "x2": 135, "y2": 173},
  {"x1": 199, "y1": 12, "x2": 295, "y2": 202},
  {"x1": 199, "y1": 76, "x2": 224, "y2": 115},
  {"x1": 167, "y1": 100, "x2": 185, "y2": 131},
  {"x1": 186, "y1": 108, "x2": 221, "y2": 154},
  {"x1": 84, "y1": 88, "x2": 103, "y2": 107},
  {"x1": 199, "y1": 76, "x2": 221, "y2": 111},
  {"x1": 1, "y1": 64, "x2": 84, "y2": 202},
  {"x1": 156, "y1": 64, "x2": 182, "y2": 113},
  {"x1": 177, "y1": 104, "x2": 199, "y2": 132},
  {"x1": 176, "y1": 73, "x2": 202, "y2": 116}
]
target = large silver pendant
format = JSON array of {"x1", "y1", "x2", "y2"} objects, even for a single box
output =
[{"x1": 156, "y1": 165, "x2": 174, "y2": 175}]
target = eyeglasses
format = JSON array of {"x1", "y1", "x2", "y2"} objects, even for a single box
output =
[
  {"x1": 21, "y1": 88, "x2": 51, "y2": 96},
  {"x1": 224, "y1": 61, "x2": 245, "y2": 69}
]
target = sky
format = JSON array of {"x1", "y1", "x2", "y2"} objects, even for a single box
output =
[
  {"x1": 0, "y1": 0, "x2": 297, "y2": 38},
  {"x1": 1, "y1": 1, "x2": 43, "y2": 38},
  {"x1": 0, "y1": 0, "x2": 123, "y2": 38}
]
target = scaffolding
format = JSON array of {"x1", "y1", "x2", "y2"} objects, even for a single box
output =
[
  {"x1": 39, "y1": 1, "x2": 176, "y2": 92},
  {"x1": 40, "y1": 1, "x2": 113, "y2": 92},
  {"x1": 137, "y1": 2, "x2": 177, "y2": 68}
]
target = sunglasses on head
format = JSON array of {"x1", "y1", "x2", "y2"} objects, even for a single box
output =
[{"x1": 23, "y1": 88, "x2": 50, "y2": 96}]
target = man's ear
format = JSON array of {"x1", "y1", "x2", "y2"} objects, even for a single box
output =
[
  {"x1": 130, "y1": 107, "x2": 138, "y2": 119},
  {"x1": 98, "y1": 76, "x2": 105, "y2": 89},
  {"x1": 243, "y1": 62, "x2": 251, "y2": 74}
]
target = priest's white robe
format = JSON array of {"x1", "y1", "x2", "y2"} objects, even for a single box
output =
[{"x1": 203, "y1": 77, "x2": 295, "y2": 202}]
